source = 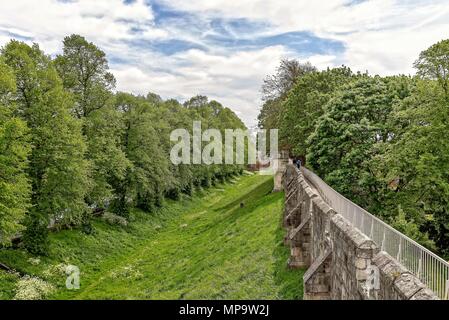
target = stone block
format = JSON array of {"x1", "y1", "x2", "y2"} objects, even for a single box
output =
[
  {"x1": 375, "y1": 253, "x2": 408, "y2": 284},
  {"x1": 394, "y1": 273, "x2": 425, "y2": 299},
  {"x1": 355, "y1": 257, "x2": 367, "y2": 269},
  {"x1": 356, "y1": 268, "x2": 368, "y2": 281},
  {"x1": 410, "y1": 288, "x2": 439, "y2": 300}
]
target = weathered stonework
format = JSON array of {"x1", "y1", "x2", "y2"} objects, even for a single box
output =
[
  {"x1": 282, "y1": 166, "x2": 317, "y2": 269},
  {"x1": 288, "y1": 215, "x2": 311, "y2": 268},
  {"x1": 281, "y1": 164, "x2": 440, "y2": 300},
  {"x1": 303, "y1": 249, "x2": 332, "y2": 300},
  {"x1": 330, "y1": 214, "x2": 379, "y2": 300},
  {"x1": 310, "y1": 197, "x2": 335, "y2": 262},
  {"x1": 372, "y1": 252, "x2": 439, "y2": 300}
]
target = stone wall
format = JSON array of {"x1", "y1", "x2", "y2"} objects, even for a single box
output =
[
  {"x1": 273, "y1": 150, "x2": 290, "y2": 192},
  {"x1": 282, "y1": 164, "x2": 439, "y2": 300}
]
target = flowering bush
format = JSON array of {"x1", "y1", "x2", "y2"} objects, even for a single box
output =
[
  {"x1": 42, "y1": 263, "x2": 68, "y2": 280},
  {"x1": 14, "y1": 276, "x2": 54, "y2": 300}
]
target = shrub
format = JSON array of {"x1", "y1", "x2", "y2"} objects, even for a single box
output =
[
  {"x1": 22, "y1": 213, "x2": 49, "y2": 256},
  {"x1": 42, "y1": 263, "x2": 68, "y2": 280},
  {"x1": 14, "y1": 276, "x2": 54, "y2": 300}
]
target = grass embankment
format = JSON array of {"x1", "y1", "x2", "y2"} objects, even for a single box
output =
[{"x1": 0, "y1": 173, "x2": 304, "y2": 300}]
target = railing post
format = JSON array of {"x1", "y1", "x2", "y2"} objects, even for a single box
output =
[
  {"x1": 444, "y1": 279, "x2": 449, "y2": 300},
  {"x1": 417, "y1": 252, "x2": 423, "y2": 280},
  {"x1": 360, "y1": 213, "x2": 364, "y2": 233}
]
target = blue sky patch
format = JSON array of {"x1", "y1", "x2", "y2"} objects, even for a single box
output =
[
  {"x1": 124, "y1": 1, "x2": 345, "y2": 57},
  {"x1": 204, "y1": 30, "x2": 345, "y2": 56},
  {"x1": 126, "y1": 38, "x2": 205, "y2": 55}
]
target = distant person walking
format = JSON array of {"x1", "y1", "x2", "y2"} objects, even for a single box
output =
[
  {"x1": 295, "y1": 158, "x2": 302, "y2": 169},
  {"x1": 292, "y1": 157, "x2": 301, "y2": 169}
]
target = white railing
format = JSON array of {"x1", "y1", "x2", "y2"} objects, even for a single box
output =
[{"x1": 302, "y1": 166, "x2": 449, "y2": 300}]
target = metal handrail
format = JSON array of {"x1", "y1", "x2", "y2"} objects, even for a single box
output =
[{"x1": 302, "y1": 166, "x2": 449, "y2": 300}]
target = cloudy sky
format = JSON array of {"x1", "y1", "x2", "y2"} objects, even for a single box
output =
[{"x1": 1, "y1": 0, "x2": 448, "y2": 126}]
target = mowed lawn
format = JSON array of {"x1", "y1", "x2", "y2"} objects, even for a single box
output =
[{"x1": 0, "y1": 173, "x2": 304, "y2": 300}]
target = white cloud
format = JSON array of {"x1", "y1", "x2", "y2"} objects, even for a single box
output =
[
  {"x1": 0, "y1": 0, "x2": 162, "y2": 52},
  {"x1": 1, "y1": 0, "x2": 449, "y2": 127},
  {"x1": 160, "y1": 0, "x2": 449, "y2": 76},
  {"x1": 112, "y1": 46, "x2": 289, "y2": 126},
  {"x1": 307, "y1": 54, "x2": 339, "y2": 70}
]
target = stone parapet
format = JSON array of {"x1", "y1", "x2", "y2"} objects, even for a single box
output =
[{"x1": 281, "y1": 164, "x2": 440, "y2": 300}]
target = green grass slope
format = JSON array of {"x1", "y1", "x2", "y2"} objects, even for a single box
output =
[{"x1": 0, "y1": 174, "x2": 304, "y2": 300}]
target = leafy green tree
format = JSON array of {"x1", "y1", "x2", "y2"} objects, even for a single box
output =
[
  {"x1": 280, "y1": 66, "x2": 354, "y2": 156},
  {"x1": 263, "y1": 40, "x2": 449, "y2": 257},
  {"x1": 2, "y1": 41, "x2": 89, "y2": 254},
  {"x1": 258, "y1": 99, "x2": 281, "y2": 131},
  {"x1": 391, "y1": 206, "x2": 435, "y2": 251},
  {"x1": 184, "y1": 95, "x2": 209, "y2": 109},
  {"x1": 258, "y1": 60, "x2": 316, "y2": 153},
  {"x1": 0, "y1": 34, "x2": 249, "y2": 255},
  {"x1": 213, "y1": 103, "x2": 247, "y2": 180},
  {"x1": 0, "y1": 59, "x2": 31, "y2": 245},
  {"x1": 371, "y1": 79, "x2": 448, "y2": 255},
  {"x1": 55, "y1": 35, "x2": 130, "y2": 208},
  {"x1": 83, "y1": 106, "x2": 131, "y2": 207},
  {"x1": 55, "y1": 34, "x2": 116, "y2": 118},
  {"x1": 113, "y1": 93, "x2": 169, "y2": 215},
  {"x1": 307, "y1": 76, "x2": 412, "y2": 209},
  {"x1": 149, "y1": 96, "x2": 193, "y2": 198},
  {"x1": 185, "y1": 96, "x2": 246, "y2": 187},
  {"x1": 414, "y1": 39, "x2": 449, "y2": 100}
]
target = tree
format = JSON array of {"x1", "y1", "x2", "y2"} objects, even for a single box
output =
[
  {"x1": 83, "y1": 105, "x2": 131, "y2": 208},
  {"x1": 0, "y1": 59, "x2": 31, "y2": 245},
  {"x1": 258, "y1": 59, "x2": 316, "y2": 153},
  {"x1": 371, "y1": 79, "x2": 448, "y2": 255},
  {"x1": 262, "y1": 59, "x2": 316, "y2": 101},
  {"x1": 55, "y1": 35, "x2": 130, "y2": 208},
  {"x1": 262, "y1": 39, "x2": 449, "y2": 257},
  {"x1": 280, "y1": 66, "x2": 354, "y2": 156},
  {"x1": 307, "y1": 76, "x2": 411, "y2": 209},
  {"x1": 113, "y1": 93, "x2": 169, "y2": 216},
  {"x1": 0, "y1": 34, "x2": 249, "y2": 254},
  {"x1": 55, "y1": 34, "x2": 116, "y2": 118},
  {"x1": 414, "y1": 39, "x2": 449, "y2": 100},
  {"x1": 2, "y1": 41, "x2": 89, "y2": 254},
  {"x1": 184, "y1": 95, "x2": 209, "y2": 109}
]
